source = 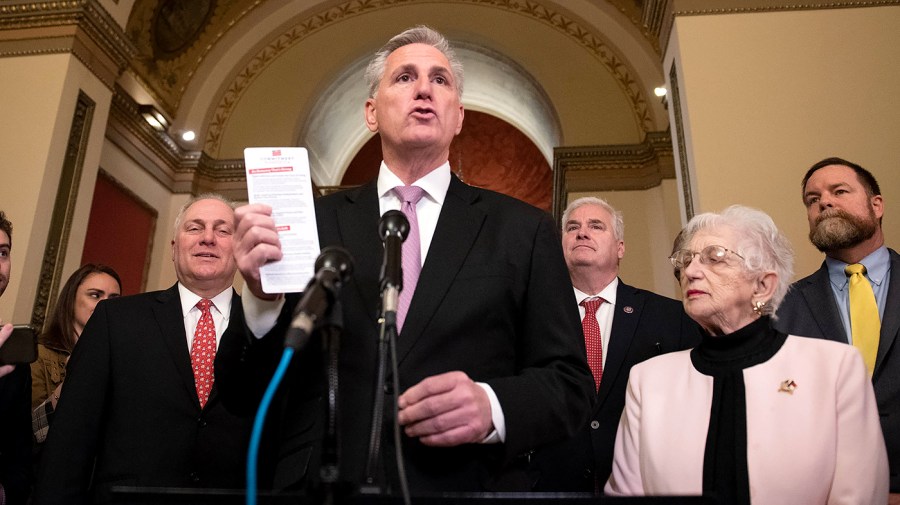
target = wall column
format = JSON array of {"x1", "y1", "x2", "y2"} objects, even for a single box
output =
[{"x1": 0, "y1": 1, "x2": 134, "y2": 324}]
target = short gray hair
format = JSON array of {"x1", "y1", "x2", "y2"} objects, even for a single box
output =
[
  {"x1": 679, "y1": 205, "x2": 794, "y2": 315},
  {"x1": 364, "y1": 25, "x2": 465, "y2": 99},
  {"x1": 173, "y1": 193, "x2": 235, "y2": 235},
  {"x1": 561, "y1": 197, "x2": 625, "y2": 242}
]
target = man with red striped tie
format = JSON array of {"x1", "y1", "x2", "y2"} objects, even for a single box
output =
[
  {"x1": 35, "y1": 195, "x2": 254, "y2": 505},
  {"x1": 532, "y1": 196, "x2": 700, "y2": 494}
]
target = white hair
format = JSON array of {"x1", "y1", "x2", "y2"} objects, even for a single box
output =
[
  {"x1": 679, "y1": 205, "x2": 794, "y2": 315},
  {"x1": 172, "y1": 193, "x2": 235, "y2": 235},
  {"x1": 561, "y1": 196, "x2": 625, "y2": 242}
]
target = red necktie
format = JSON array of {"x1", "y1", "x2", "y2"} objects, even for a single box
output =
[
  {"x1": 190, "y1": 299, "x2": 217, "y2": 409},
  {"x1": 580, "y1": 298, "x2": 604, "y2": 391}
]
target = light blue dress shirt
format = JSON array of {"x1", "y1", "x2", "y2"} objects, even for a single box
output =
[{"x1": 825, "y1": 246, "x2": 891, "y2": 344}]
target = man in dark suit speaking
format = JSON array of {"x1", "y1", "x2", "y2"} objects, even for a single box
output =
[
  {"x1": 532, "y1": 197, "x2": 700, "y2": 493},
  {"x1": 775, "y1": 157, "x2": 900, "y2": 500},
  {"x1": 35, "y1": 195, "x2": 252, "y2": 504},
  {"x1": 218, "y1": 25, "x2": 593, "y2": 493}
]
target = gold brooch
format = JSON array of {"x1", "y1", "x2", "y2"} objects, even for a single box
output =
[{"x1": 778, "y1": 380, "x2": 798, "y2": 395}]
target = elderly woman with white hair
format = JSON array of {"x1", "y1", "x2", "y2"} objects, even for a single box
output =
[{"x1": 605, "y1": 205, "x2": 888, "y2": 504}]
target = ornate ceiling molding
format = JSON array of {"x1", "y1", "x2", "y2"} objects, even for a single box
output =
[
  {"x1": 204, "y1": 0, "x2": 654, "y2": 155},
  {"x1": 108, "y1": 84, "x2": 676, "y2": 205},
  {"x1": 640, "y1": 0, "x2": 668, "y2": 51},
  {"x1": 552, "y1": 131, "x2": 675, "y2": 220},
  {"x1": 107, "y1": 86, "x2": 196, "y2": 192},
  {"x1": 668, "y1": 0, "x2": 899, "y2": 16},
  {"x1": 107, "y1": 86, "x2": 248, "y2": 198},
  {"x1": 0, "y1": 0, "x2": 136, "y2": 89},
  {"x1": 657, "y1": 0, "x2": 900, "y2": 56},
  {"x1": 124, "y1": 0, "x2": 263, "y2": 113},
  {"x1": 191, "y1": 153, "x2": 252, "y2": 201}
]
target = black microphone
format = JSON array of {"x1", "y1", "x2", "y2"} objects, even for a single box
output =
[
  {"x1": 378, "y1": 210, "x2": 409, "y2": 314},
  {"x1": 284, "y1": 246, "x2": 354, "y2": 350}
]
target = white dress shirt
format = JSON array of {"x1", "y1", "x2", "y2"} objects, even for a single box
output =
[
  {"x1": 375, "y1": 160, "x2": 449, "y2": 263},
  {"x1": 178, "y1": 283, "x2": 233, "y2": 349},
  {"x1": 573, "y1": 278, "x2": 618, "y2": 369}
]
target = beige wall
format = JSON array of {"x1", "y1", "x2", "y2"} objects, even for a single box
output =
[
  {"x1": 666, "y1": 6, "x2": 900, "y2": 281},
  {"x1": 0, "y1": 54, "x2": 112, "y2": 324}
]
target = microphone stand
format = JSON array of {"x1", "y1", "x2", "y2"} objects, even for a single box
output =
[
  {"x1": 364, "y1": 284, "x2": 411, "y2": 505},
  {"x1": 318, "y1": 299, "x2": 348, "y2": 505},
  {"x1": 363, "y1": 285, "x2": 398, "y2": 492},
  {"x1": 364, "y1": 211, "x2": 411, "y2": 503},
  {"x1": 387, "y1": 306, "x2": 411, "y2": 505},
  {"x1": 274, "y1": 246, "x2": 353, "y2": 504}
]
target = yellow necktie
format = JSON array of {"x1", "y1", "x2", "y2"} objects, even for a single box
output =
[{"x1": 845, "y1": 263, "x2": 881, "y2": 376}]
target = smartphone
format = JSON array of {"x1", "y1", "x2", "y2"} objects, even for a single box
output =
[{"x1": 0, "y1": 324, "x2": 38, "y2": 365}]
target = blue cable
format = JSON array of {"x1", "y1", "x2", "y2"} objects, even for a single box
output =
[{"x1": 246, "y1": 347, "x2": 295, "y2": 505}]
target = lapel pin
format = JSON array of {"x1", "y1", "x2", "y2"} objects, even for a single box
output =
[
  {"x1": 778, "y1": 380, "x2": 798, "y2": 395},
  {"x1": 623, "y1": 306, "x2": 634, "y2": 314}
]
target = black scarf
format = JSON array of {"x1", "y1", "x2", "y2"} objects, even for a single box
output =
[{"x1": 689, "y1": 316, "x2": 787, "y2": 505}]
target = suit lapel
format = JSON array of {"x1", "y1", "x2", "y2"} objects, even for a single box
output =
[
  {"x1": 596, "y1": 281, "x2": 643, "y2": 407},
  {"x1": 799, "y1": 263, "x2": 846, "y2": 343},
  {"x1": 396, "y1": 175, "x2": 485, "y2": 363},
  {"x1": 335, "y1": 182, "x2": 383, "y2": 329},
  {"x1": 875, "y1": 249, "x2": 900, "y2": 378},
  {"x1": 153, "y1": 284, "x2": 199, "y2": 407}
]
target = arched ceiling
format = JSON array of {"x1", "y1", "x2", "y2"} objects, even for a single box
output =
[{"x1": 121, "y1": 0, "x2": 669, "y2": 182}]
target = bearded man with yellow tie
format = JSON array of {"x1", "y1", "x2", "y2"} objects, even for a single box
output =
[
  {"x1": 35, "y1": 195, "x2": 254, "y2": 505},
  {"x1": 775, "y1": 157, "x2": 900, "y2": 500}
]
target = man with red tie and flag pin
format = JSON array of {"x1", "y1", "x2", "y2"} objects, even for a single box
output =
[
  {"x1": 531, "y1": 196, "x2": 700, "y2": 494},
  {"x1": 35, "y1": 194, "x2": 253, "y2": 505}
]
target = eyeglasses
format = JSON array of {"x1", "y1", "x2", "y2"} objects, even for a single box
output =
[{"x1": 668, "y1": 245, "x2": 745, "y2": 270}]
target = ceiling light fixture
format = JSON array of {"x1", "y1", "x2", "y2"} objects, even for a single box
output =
[{"x1": 139, "y1": 105, "x2": 169, "y2": 132}]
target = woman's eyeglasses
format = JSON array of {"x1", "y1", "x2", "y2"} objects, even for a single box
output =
[{"x1": 668, "y1": 245, "x2": 745, "y2": 270}]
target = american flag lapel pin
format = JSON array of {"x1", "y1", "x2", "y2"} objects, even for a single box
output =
[{"x1": 778, "y1": 380, "x2": 798, "y2": 395}]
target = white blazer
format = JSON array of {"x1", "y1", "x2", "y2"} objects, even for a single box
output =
[{"x1": 605, "y1": 335, "x2": 888, "y2": 504}]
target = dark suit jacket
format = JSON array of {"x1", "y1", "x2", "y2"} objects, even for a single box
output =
[
  {"x1": 775, "y1": 247, "x2": 900, "y2": 491},
  {"x1": 34, "y1": 285, "x2": 253, "y2": 505},
  {"x1": 217, "y1": 175, "x2": 594, "y2": 493},
  {"x1": 0, "y1": 364, "x2": 32, "y2": 504},
  {"x1": 531, "y1": 280, "x2": 701, "y2": 492}
]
